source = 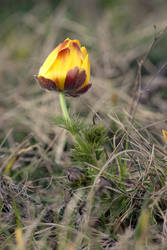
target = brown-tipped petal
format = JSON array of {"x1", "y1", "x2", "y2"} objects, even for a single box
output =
[
  {"x1": 75, "y1": 83, "x2": 92, "y2": 95},
  {"x1": 58, "y1": 39, "x2": 69, "y2": 51},
  {"x1": 57, "y1": 47, "x2": 70, "y2": 60},
  {"x1": 36, "y1": 76, "x2": 58, "y2": 91},
  {"x1": 64, "y1": 67, "x2": 86, "y2": 91},
  {"x1": 66, "y1": 83, "x2": 92, "y2": 97},
  {"x1": 71, "y1": 41, "x2": 82, "y2": 52}
]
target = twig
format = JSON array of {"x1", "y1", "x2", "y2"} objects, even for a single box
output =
[{"x1": 129, "y1": 25, "x2": 167, "y2": 119}]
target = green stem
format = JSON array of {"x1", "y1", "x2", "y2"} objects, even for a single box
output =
[
  {"x1": 59, "y1": 92, "x2": 71, "y2": 126},
  {"x1": 59, "y1": 92, "x2": 86, "y2": 149}
]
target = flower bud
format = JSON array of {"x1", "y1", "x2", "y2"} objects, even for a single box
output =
[{"x1": 36, "y1": 38, "x2": 91, "y2": 97}]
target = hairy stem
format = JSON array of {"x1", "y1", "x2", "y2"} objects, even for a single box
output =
[
  {"x1": 59, "y1": 92, "x2": 71, "y2": 126},
  {"x1": 59, "y1": 92, "x2": 86, "y2": 149}
]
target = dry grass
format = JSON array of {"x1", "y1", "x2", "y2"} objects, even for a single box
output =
[{"x1": 1, "y1": 1, "x2": 167, "y2": 249}]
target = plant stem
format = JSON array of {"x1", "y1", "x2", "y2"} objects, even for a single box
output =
[
  {"x1": 59, "y1": 92, "x2": 71, "y2": 126},
  {"x1": 59, "y1": 92, "x2": 85, "y2": 149}
]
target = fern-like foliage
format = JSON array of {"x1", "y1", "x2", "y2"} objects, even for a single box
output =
[
  {"x1": 52, "y1": 115, "x2": 84, "y2": 134},
  {"x1": 72, "y1": 125, "x2": 108, "y2": 166}
]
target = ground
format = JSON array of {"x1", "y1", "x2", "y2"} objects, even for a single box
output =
[{"x1": 1, "y1": 1, "x2": 167, "y2": 249}]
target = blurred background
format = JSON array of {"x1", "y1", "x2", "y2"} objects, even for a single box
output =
[
  {"x1": 1, "y1": 1, "x2": 167, "y2": 249},
  {"x1": 1, "y1": 0, "x2": 167, "y2": 144}
]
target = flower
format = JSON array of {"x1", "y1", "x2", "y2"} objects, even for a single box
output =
[{"x1": 36, "y1": 38, "x2": 91, "y2": 97}]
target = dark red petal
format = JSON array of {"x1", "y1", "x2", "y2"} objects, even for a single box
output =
[
  {"x1": 64, "y1": 67, "x2": 86, "y2": 91},
  {"x1": 66, "y1": 83, "x2": 92, "y2": 97},
  {"x1": 64, "y1": 67, "x2": 79, "y2": 90},
  {"x1": 35, "y1": 76, "x2": 59, "y2": 91},
  {"x1": 75, "y1": 83, "x2": 92, "y2": 95},
  {"x1": 75, "y1": 71, "x2": 86, "y2": 88},
  {"x1": 65, "y1": 92, "x2": 78, "y2": 97}
]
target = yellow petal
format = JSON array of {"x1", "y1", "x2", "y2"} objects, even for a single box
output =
[
  {"x1": 44, "y1": 48, "x2": 71, "y2": 90},
  {"x1": 56, "y1": 42, "x2": 84, "y2": 89},
  {"x1": 69, "y1": 39, "x2": 81, "y2": 48},
  {"x1": 39, "y1": 39, "x2": 70, "y2": 76},
  {"x1": 81, "y1": 46, "x2": 88, "y2": 58},
  {"x1": 68, "y1": 41, "x2": 84, "y2": 62},
  {"x1": 80, "y1": 54, "x2": 90, "y2": 88},
  {"x1": 162, "y1": 130, "x2": 167, "y2": 143}
]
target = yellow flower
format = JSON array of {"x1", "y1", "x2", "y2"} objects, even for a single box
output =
[{"x1": 36, "y1": 38, "x2": 91, "y2": 97}]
